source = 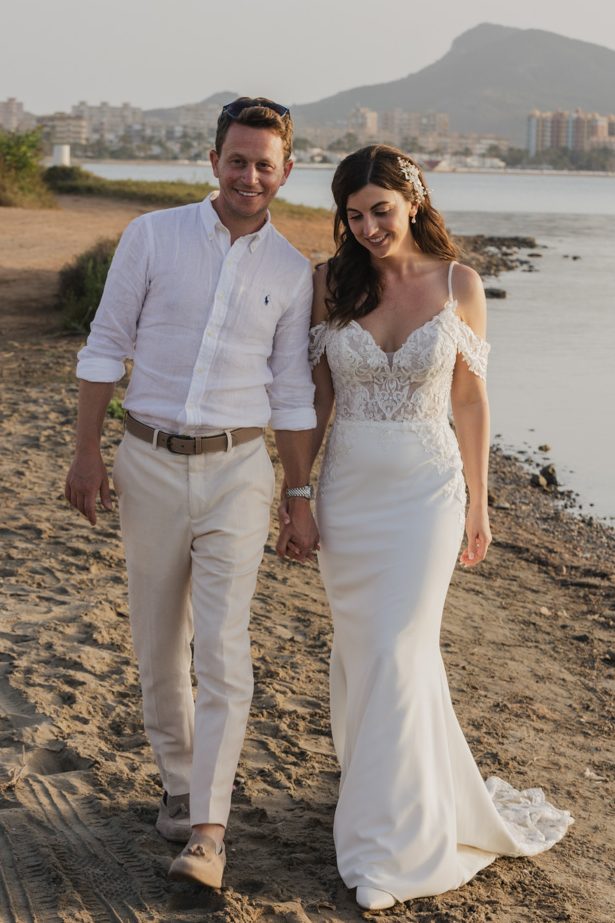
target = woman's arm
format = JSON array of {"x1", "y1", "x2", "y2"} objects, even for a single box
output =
[
  {"x1": 450, "y1": 265, "x2": 492, "y2": 567},
  {"x1": 277, "y1": 265, "x2": 335, "y2": 556},
  {"x1": 309, "y1": 264, "x2": 335, "y2": 464}
]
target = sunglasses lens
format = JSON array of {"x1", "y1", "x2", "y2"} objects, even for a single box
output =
[{"x1": 223, "y1": 99, "x2": 289, "y2": 118}]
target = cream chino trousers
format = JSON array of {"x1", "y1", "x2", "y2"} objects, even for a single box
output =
[{"x1": 112, "y1": 429, "x2": 274, "y2": 826}]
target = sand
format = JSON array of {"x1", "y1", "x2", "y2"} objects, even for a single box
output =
[{"x1": 0, "y1": 196, "x2": 613, "y2": 923}]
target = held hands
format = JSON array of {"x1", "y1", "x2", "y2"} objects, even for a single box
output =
[
  {"x1": 459, "y1": 504, "x2": 492, "y2": 568},
  {"x1": 276, "y1": 487, "x2": 320, "y2": 564},
  {"x1": 65, "y1": 449, "x2": 112, "y2": 526}
]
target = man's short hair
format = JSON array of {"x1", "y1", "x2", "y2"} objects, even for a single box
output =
[{"x1": 215, "y1": 97, "x2": 293, "y2": 161}]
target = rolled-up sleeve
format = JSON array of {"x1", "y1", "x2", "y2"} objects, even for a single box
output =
[
  {"x1": 76, "y1": 217, "x2": 151, "y2": 382},
  {"x1": 268, "y1": 262, "x2": 316, "y2": 430}
]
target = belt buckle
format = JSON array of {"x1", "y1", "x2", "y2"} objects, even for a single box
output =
[{"x1": 166, "y1": 434, "x2": 192, "y2": 454}]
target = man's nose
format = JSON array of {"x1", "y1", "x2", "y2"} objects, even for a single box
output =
[{"x1": 242, "y1": 163, "x2": 258, "y2": 185}]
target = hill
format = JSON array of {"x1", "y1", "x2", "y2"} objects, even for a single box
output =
[{"x1": 291, "y1": 23, "x2": 615, "y2": 143}]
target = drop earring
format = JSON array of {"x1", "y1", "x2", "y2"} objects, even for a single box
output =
[{"x1": 411, "y1": 215, "x2": 417, "y2": 224}]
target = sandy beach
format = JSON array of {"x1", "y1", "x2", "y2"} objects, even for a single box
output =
[{"x1": 1, "y1": 195, "x2": 614, "y2": 923}]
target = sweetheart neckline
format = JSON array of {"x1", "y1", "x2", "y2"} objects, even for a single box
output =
[{"x1": 350, "y1": 298, "x2": 457, "y2": 360}]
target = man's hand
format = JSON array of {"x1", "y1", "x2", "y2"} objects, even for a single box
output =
[
  {"x1": 276, "y1": 500, "x2": 319, "y2": 563},
  {"x1": 65, "y1": 449, "x2": 112, "y2": 526}
]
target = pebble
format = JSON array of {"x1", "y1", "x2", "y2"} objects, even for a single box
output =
[{"x1": 540, "y1": 464, "x2": 559, "y2": 487}]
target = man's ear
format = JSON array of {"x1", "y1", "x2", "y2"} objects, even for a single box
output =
[
  {"x1": 209, "y1": 148, "x2": 220, "y2": 177},
  {"x1": 280, "y1": 158, "x2": 294, "y2": 186}
]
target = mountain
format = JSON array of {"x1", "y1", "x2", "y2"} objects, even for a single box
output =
[
  {"x1": 291, "y1": 24, "x2": 615, "y2": 143},
  {"x1": 145, "y1": 91, "x2": 238, "y2": 122}
]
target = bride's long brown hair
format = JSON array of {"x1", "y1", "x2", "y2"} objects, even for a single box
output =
[{"x1": 326, "y1": 145, "x2": 460, "y2": 326}]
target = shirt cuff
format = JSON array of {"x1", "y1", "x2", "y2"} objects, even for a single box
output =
[
  {"x1": 76, "y1": 356, "x2": 126, "y2": 382},
  {"x1": 270, "y1": 407, "x2": 317, "y2": 431}
]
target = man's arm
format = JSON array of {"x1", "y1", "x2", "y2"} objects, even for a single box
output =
[
  {"x1": 65, "y1": 380, "x2": 116, "y2": 525},
  {"x1": 66, "y1": 217, "x2": 150, "y2": 525},
  {"x1": 274, "y1": 429, "x2": 319, "y2": 560}
]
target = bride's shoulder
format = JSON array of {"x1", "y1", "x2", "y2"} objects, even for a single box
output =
[{"x1": 451, "y1": 262, "x2": 486, "y2": 337}]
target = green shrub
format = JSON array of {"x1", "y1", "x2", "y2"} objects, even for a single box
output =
[
  {"x1": 44, "y1": 165, "x2": 216, "y2": 206},
  {"x1": 107, "y1": 397, "x2": 125, "y2": 420},
  {"x1": 0, "y1": 129, "x2": 55, "y2": 207},
  {"x1": 57, "y1": 236, "x2": 119, "y2": 333}
]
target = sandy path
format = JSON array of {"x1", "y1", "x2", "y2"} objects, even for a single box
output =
[{"x1": 0, "y1": 197, "x2": 613, "y2": 923}]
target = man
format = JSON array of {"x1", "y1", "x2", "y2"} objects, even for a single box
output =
[{"x1": 65, "y1": 97, "x2": 318, "y2": 888}]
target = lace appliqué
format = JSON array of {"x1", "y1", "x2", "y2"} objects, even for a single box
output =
[
  {"x1": 456, "y1": 318, "x2": 490, "y2": 380},
  {"x1": 486, "y1": 776, "x2": 574, "y2": 855},
  {"x1": 310, "y1": 307, "x2": 488, "y2": 524},
  {"x1": 308, "y1": 322, "x2": 328, "y2": 370}
]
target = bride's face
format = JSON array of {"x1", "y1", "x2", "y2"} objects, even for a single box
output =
[{"x1": 346, "y1": 184, "x2": 416, "y2": 259}]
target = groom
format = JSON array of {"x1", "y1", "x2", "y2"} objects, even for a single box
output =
[{"x1": 65, "y1": 97, "x2": 318, "y2": 887}]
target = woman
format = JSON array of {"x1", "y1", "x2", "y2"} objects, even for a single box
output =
[{"x1": 279, "y1": 145, "x2": 572, "y2": 911}]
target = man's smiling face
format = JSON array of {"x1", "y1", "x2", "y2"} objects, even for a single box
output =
[{"x1": 210, "y1": 123, "x2": 292, "y2": 230}]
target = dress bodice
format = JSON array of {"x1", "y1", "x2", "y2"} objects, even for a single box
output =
[{"x1": 308, "y1": 298, "x2": 490, "y2": 426}]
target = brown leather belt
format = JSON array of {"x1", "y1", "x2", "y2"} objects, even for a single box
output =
[{"x1": 124, "y1": 413, "x2": 263, "y2": 455}]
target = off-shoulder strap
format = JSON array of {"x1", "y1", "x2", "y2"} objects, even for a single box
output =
[
  {"x1": 448, "y1": 260, "x2": 458, "y2": 302},
  {"x1": 308, "y1": 322, "x2": 328, "y2": 370},
  {"x1": 456, "y1": 319, "x2": 491, "y2": 381}
]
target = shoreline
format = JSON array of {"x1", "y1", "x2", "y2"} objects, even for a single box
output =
[
  {"x1": 61, "y1": 157, "x2": 615, "y2": 179},
  {"x1": 0, "y1": 193, "x2": 613, "y2": 921}
]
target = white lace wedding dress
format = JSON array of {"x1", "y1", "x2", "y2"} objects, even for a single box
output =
[{"x1": 309, "y1": 262, "x2": 573, "y2": 902}]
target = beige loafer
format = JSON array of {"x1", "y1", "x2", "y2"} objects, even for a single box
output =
[
  {"x1": 155, "y1": 791, "x2": 191, "y2": 843},
  {"x1": 168, "y1": 834, "x2": 226, "y2": 888}
]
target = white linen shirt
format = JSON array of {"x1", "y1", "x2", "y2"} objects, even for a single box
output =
[{"x1": 76, "y1": 193, "x2": 316, "y2": 434}]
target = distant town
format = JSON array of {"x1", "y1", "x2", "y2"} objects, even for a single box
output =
[{"x1": 2, "y1": 97, "x2": 615, "y2": 172}]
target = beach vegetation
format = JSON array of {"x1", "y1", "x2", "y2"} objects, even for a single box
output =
[
  {"x1": 107, "y1": 397, "x2": 125, "y2": 421},
  {"x1": 0, "y1": 129, "x2": 55, "y2": 207},
  {"x1": 43, "y1": 165, "x2": 330, "y2": 218},
  {"x1": 57, "y1": 236, "x2": 119, "y2": 333}
]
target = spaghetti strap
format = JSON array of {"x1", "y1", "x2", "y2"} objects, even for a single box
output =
[{"x1": 447, "y1": 260, "x2": 458, "y2": 302}]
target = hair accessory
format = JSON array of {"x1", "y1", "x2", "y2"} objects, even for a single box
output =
[
  {"x1": 222, "y1": 98, "x2": 290, "y2": 119},
  {"x1": 397, "y1": 157, "x2": 426, "y2": 203}
]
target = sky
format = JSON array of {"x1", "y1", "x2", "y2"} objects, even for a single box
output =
[{"x1": 2, "y1": 0, "x2": 615, "y2": 115}]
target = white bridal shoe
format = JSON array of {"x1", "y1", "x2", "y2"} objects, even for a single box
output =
[{"x1": 356, "y1": 887, "x2": 396, "y2": 910}]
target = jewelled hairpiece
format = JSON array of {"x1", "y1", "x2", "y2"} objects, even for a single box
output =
[{"x1": 397, "y1": 157, "x2": 426, "y2": 203}]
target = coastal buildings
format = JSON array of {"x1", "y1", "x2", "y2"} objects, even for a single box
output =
[
  {"x1": 527, "y1": 109, "x2": 615, "y2": 156},
  {"x1": 0, "y1": 97, "x2": 35, "y2": 131}
]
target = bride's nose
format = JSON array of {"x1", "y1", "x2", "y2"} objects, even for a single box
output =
[{"x1": 362, "y1": 214, "x2": 378, "y2": 237}]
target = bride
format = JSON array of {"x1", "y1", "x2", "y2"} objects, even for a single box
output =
[{"x1": 278, "y1": 144, "x2": 572, "y2": 911}]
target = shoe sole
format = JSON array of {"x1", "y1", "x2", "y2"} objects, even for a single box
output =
[{"x1": 168, "y1": 858, "x2": 223, "y2": 889}]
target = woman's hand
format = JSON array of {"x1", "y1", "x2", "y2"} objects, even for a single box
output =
[{"x1": 459, "y1": 504, "x2": 492, "y2": 567}]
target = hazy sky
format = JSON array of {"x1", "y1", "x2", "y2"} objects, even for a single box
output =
[{"x1": 3, "y1": 1, "x2": 615, "y2": 114}]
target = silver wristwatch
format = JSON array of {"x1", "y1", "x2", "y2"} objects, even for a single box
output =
[{"x1": 285, "y1": 485, "x2": 314, "y2": 500}]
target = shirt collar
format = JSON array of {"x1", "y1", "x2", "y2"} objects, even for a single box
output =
[{"x1": 200, "y1": 192, "x2": 271, "y2": 252}]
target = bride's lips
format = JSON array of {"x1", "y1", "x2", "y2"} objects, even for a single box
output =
[{"x1": 365, "y1": 233, "x2": 388, "y2": 246}]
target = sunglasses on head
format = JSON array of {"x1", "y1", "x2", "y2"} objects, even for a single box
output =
[{"x1": 222, "y1": 98, "x2": 290, "y2": 119}]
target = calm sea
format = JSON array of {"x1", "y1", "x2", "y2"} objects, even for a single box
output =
[{"x1": 87, "y1": 162, "x2": 615, "y2": 520}]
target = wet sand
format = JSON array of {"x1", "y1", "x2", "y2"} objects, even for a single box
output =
[{"x1": 0, "y1": 196, "x2": 613, "y2": 922}]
